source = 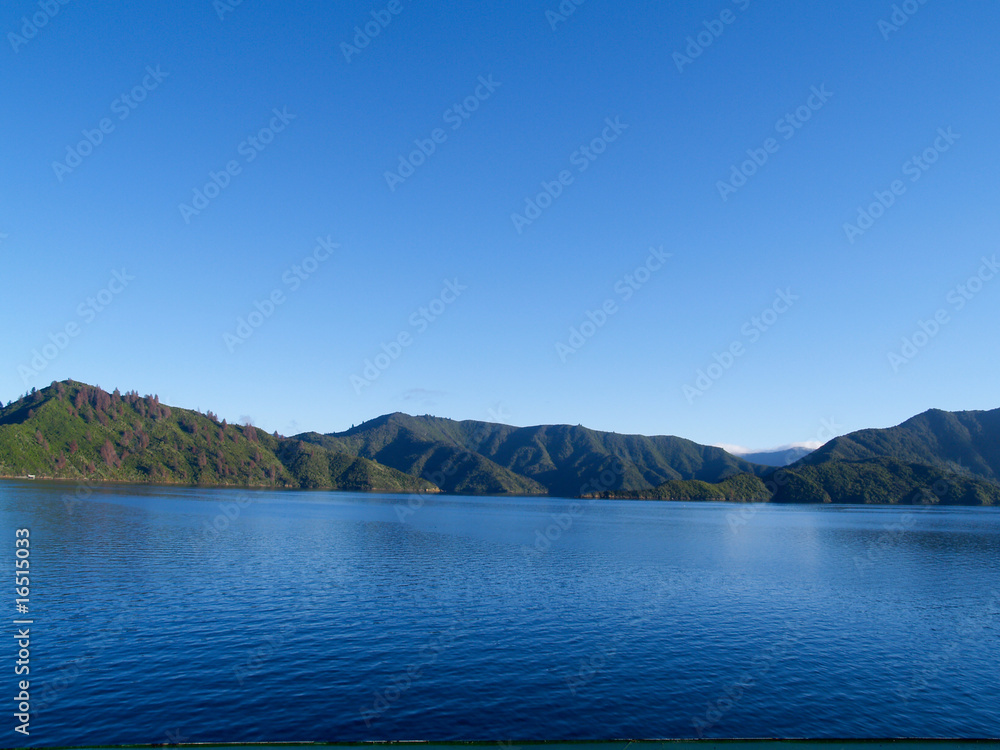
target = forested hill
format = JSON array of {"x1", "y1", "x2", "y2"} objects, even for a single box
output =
[
  {"x1": 5, "y1": 381, "x2": 997, "y2": 506},
  {"x1": 296, "y1": 412, "x2": 769, "y2": 496},
  {"x1": 789, "y1": 408, "x2": 1000, "y2": 485},
  {"x1": 590, "y1": 409, "x2": 1000, "y2": 506},
  {"x1": 0, "y1": 381, "x2": 435, "y2": 493}
]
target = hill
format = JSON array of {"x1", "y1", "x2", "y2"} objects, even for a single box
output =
[
  {"x1": 296, "y1": 412, "x2": 769, "y2": 496},
  {"x1": 0, "y1": 381, "x2": 436, "y2": 493},
  {"x1": 791, "y1": 408, "x2": 1000, "y2": 484},
  {"x1": 585, "y1": 473, "x2": 772, "y2": 502},
  {"x1": 771, "y1": 457, "x2": 1000, "y2": 506},
  {"x1": 735, "y1": 446, "x2": 815, "y2": 467},
  {"x1": 4, "y1": 382, "x2": 997, "y2": 506}
]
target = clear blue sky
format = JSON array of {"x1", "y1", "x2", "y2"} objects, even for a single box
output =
[{"x1": 2, "y1": 0, "x2": 998, "y2": 451}]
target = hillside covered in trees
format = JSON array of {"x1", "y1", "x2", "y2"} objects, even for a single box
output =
[
  {"x1": 3, "y1": 381, "x2": 998, "y2": 506},
  {"x1": 296, "y1": 412, "x2": 767, "y2": 496},
  {"x1": 0, "y1": 380, "x2": 436, "y2": 493}
]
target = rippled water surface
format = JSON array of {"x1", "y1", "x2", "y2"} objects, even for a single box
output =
[{"x1": 4, "y1": 481, "x2": 1000, "y2": 745}]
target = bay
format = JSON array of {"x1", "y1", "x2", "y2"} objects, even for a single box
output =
[{"x1": 3, "y1": 481, "x2": 999, "y2": 745}]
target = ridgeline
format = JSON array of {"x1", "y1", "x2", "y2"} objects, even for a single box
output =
[{"x1": 2, "y1": 380, "x2": 998, "y2": 505}]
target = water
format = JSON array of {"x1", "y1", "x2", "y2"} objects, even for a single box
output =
[{"x1": 3, "y1": 481, "x2": 999, "y2": 745}]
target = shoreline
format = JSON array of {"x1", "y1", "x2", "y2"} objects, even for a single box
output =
[{"x1": 3, "y1": 476, "x2": 997, "y2": 507}]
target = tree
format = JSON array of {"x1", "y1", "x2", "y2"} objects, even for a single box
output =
[{"x1": 100, "y1": 440, "x2": 118, "y2": 468}]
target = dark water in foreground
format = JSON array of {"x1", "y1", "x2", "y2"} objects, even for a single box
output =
[{"x1": 3, "y1": 481, "x2": 999, "y2": 745}]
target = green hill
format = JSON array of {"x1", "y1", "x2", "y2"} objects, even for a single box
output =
[
  {"x1": 0, "y1": 381, "x2": 436, "y2": 493},
  {"x1": 4, "y1": 381, "x2": 997, "y2": 506},
  {"x1": 586, "y1": 473, "x2": 771, "y2": 502},
  {"x1": 791, "y1": 408, "x2": 1000, "y2": 484},
  {"x1": 771, "y1": 457, "x2": 1000, "y2": 506},
  {"x1": 589, "y1": 459, "x2": 999, "y2": 506},
  {"x1": 296, "y1": 412, "x2": 768, "y2": 496}
]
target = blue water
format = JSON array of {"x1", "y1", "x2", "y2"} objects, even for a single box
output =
[{"x1": 3, "y1": 481, "x2": 1000, "y2": 745}]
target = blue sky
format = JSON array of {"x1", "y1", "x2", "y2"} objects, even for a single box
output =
[{"x1": 2, "y1": 0, "x2": 998, "y2": 451}]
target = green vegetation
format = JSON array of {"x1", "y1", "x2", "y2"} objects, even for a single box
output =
[
  {"x1": 601, "y1": 458, "x2": 1000, "y2": 506},
  {"x1": 3, "y1": 381, "x2": 997, "y2": 506},
  {"x1": 0, "y1": 381, "x2": 436, "y2": 493},
  {"x1": 771, "y1": 457, "x2": 1000, "y2": 506},
  {"x1": 297, "y1": 412, "x2": 766, "y2": 496},
  {"x1": 585, "y1": 473, "x2": 771, "y2": 502},
  {"x1": 793, "y1": 408, "x2": 1000, "y2": 485}
]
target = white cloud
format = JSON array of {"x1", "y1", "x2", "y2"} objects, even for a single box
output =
[
  {"x1": 715, "y1": 440, "x2": 826, "y2": 455},
  {"x1": 715, "y1": 443, "x2": 752, "y2": 455}
]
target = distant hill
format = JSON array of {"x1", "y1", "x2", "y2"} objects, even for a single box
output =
[
  {"x1": 587, "y1": 473, "x2": 771, "y2": 502},
  {"x1": 790, "y1": 408, "x2": 1000, "y2": 484},
  {"x1": 771, "y1": 457, "x2": 1000, "y2": 506},
  {"x1": 591, "y1": 459, "x2": 999, "y2": 506},
  {"x1": 0, "y1": 381, "x2": 435, "y2": 493},
  {"x1": 735, "y1": 446, "x2": 815, "y2": 467},
  {"x1": 605, "y1": 410, "x2": 1000, "y2": 506},
  {"x1": 296, "y1": 412, "x2": 769, "y2": 496}
]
